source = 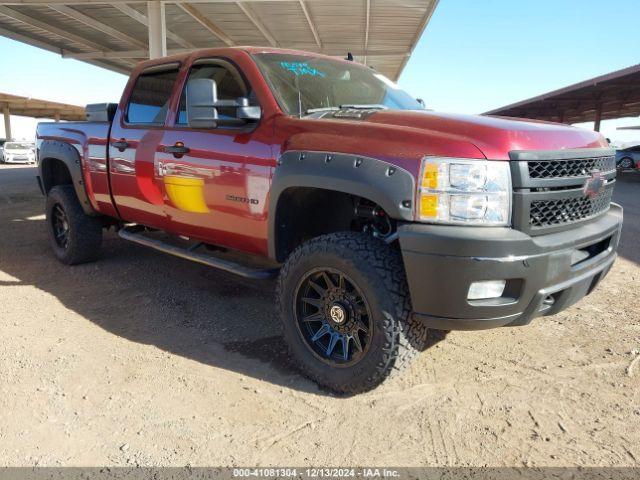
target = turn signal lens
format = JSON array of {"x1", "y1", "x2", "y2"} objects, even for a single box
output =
[
  {"x1": 420, "y1": 194, "x2": 438, "y2": 218},
  {"x1": 421, "y1": 162, "x2": 439, "y2": 189}
]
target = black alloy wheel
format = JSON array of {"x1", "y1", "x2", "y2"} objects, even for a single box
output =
[
  {"x1": 294, "y1": 268, "x2": 373, "y2": 366},
  {"x1": 51, "y1": 203, "x2": 71, "y2": 250},
  {"x1": 618, "y1": 157, "x2": 634, "y2": 170}
]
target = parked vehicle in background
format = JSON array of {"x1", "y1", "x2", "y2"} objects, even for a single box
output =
[
  {"x1": 0, "y1": 138, "x2": 6, "y2": 162},
  {"x1": 35, "y1": 47, "x2": 623, "y2": 394},
  {"x1": 616, "y1": 143, "x2": 640, "y2": 170},
  {"x1": 2, "y1": 141, "x2": 36, "y2": 164}
]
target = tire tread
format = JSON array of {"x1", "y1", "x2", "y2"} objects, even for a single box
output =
[
  {"x1": 46, "y1": 185, "x2": 102, "y2": 265},
  {"x1": 277, "y1": 232, "x2": 430, "y2": 394}
]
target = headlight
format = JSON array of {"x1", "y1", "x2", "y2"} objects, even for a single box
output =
[{"x1": 417, "y1": 157, "x2": 511, "y2": 225}]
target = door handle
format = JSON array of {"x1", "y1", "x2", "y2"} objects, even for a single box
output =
[
  {"x1": 156, "y1": 160, "x2": 166, "y2": 177},
  {"x1": 111, "y1": 139, "x2": 130, "y2": 152},
  {"x1": 163, "y1": 142, "x2": 190, "y2": 157}
]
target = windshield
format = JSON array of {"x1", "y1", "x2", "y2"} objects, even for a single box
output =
[
  {"x1": 252, "y1": 53, "x2": 424, "y2": 115},
  {"x1": 5, "y1": 142, "x2": 33, "y2": 150}
]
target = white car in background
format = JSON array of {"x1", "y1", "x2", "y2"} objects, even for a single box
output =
[{"x1": 2, "y1": 141, "x2": 36, "y2": 164}]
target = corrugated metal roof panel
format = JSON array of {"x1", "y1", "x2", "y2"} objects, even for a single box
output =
[{"x1": 0, "y1": 0, "x2": 439, "y2": 80}]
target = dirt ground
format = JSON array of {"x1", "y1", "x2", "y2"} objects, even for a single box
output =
[{"x1": 0, "y1": 163, "x2": 638, "y2": 467}]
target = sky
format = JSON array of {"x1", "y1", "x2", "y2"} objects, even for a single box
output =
[{"x1": 1, "y1": 0, "x2": 639, "y2": 144}]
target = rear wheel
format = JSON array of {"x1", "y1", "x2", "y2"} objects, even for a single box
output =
[
  {"x1": 277, "y1": 232, "x2": 431, "y2": 394},
  {"x1": 618, "y1": 157, "x2": 634, "y2": 170},
  {"x1": 46, "y1": 185, "x2": 103, "y2": 265}
]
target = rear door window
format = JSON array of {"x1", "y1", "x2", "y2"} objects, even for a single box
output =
[{"x1": 126, "y1": 66, "x2": 180, "y2": 125}]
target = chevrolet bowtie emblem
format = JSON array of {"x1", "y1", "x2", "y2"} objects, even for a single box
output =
[{"x1": 583, "y1": 170, "x2": 605, "y2": 199}]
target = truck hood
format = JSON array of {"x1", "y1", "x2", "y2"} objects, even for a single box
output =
[
  {"x1": 4, "y1": 148, "x2": 34, "y2": 154},
  {"x1": 362, "y1": 110, "x2": 607, "y2": 160}
]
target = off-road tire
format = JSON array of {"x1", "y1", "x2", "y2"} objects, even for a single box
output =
[
  {"x1": 277, "y1": 232, "x2": 431, "y2": 394},
  {"x1": 46, "y1": 185, "x2": 103, "y2": 265}
]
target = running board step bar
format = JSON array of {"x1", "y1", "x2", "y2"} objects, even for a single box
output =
[{"x1": 118, "y1": 227, "x2": 279, "y2": 280}]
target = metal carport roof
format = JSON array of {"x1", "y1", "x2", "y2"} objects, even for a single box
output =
[
  {"x1": 0, "y1": 0, "x2": 439, "y2": 80},
  {"x1": 484, "y1": 63, "x2": 640, "y2": 131},
  {"x1": 1, "y1": 92, "x2": 85, "y2": 139}
]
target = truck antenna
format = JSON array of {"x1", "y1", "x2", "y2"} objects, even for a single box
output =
[{"x1": 295, "y1": 74, "x2": 303, "y2": 118}]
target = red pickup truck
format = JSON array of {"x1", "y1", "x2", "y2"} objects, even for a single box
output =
[{"x1": 36, "y1": 47, "x2": 623, "y2": 394}]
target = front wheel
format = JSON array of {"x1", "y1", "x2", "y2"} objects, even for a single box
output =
[
  {"x1": 277, "y1": 232, "x2": 432, "y2": 394},
  {"x1": 46, "y1": 185, "x2": 103, "y2": 265}
]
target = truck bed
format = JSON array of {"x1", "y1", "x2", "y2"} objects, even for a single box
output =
[{"x1": 36, "y1": 120, "x2": 115, "y2": 217}]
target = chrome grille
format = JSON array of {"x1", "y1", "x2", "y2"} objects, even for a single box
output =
[
  {"x1": 529, "y1": 184, "x2": 614, "y2": 229},
  {"x1": 528, "y1": 156, "x2": 616, "y2": 179}
]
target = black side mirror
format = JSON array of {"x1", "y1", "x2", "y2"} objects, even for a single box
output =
[
  {"x1": 186, "y1": 78, "x2": 261, "y2": 129},
  {"x1": 417, "y1": 98, "x2": 426, "y2": 108}
]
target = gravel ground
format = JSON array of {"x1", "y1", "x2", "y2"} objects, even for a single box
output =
[{"x1": 0, "y1": 163, "x2": 638, "y2": 467}]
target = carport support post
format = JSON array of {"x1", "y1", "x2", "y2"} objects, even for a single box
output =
[
  {"x1": 3, "y1": 106, "x2": 11, "y2": 140},
  {"x1": 594, "y1": 103, "x2": 602, "y2": 132},
  {"x1": 147, "y1": 1, "x2": 167, "y2": 59}
]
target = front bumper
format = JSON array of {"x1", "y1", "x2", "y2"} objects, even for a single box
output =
[
  {"x1": 399, "y1": 204, "x2": 623, "y2": 330},
  {"x1": 4, "y1": 156, "x2": 35, "y2": 164}
]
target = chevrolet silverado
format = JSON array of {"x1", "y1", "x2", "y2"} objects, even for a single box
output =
[{"x1": 36, "y1": 47, "x2": 623, "y2": 394}]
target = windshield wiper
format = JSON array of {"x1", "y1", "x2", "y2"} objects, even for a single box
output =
[
  {"x1": 339, "y1": 104, "x2": 388, "y2": 110},
  {"x1": 304, "y1": 104, "x2": 388, "y2": 115},
  {"x1": 304, "y1": 107, "x2": 340, "y2": 114}
]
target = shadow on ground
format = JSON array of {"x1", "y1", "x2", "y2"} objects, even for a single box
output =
[
  {"x1": 614, "y1": 172, "x2": 640, "y2": 265},
  {"x1": 0, "y1": 165, "x2": 446, "y2": 397},
  {"x1": 1, "y1": 166, "x2": 636, "y2": 395}
]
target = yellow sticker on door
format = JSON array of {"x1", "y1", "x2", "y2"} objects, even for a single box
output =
[{"x1": 164, "y1": 175, "x2": 210, "y2": 213}]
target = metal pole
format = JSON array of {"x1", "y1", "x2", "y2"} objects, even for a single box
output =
[
  {"x1": 147, "y1": 1, "x2": 167, "y2": 59},
  {"x1": 3, "y1": 106, "x2": 11, "y2": 140},
  {"x1": 594, "y1": 103, "x2": 602, "y2": 132}
]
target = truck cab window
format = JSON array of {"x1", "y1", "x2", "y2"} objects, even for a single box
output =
[
  {"x1": 126, "y1": 68, "x2": 179, "y2": 125},
  {"x1": 177, "y1": 63, "x2": 255, "y2": 125},
  {"x1": 252, "y1": 53, "x2": 424, "y2": 115}
]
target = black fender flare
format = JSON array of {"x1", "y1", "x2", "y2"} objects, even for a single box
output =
[
  {"x1": 268, "y1": 150, "x2": 415, "y2": 260},
  {"x1": 38, "y1": 140, "x2": 97, "y2": 216}
]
